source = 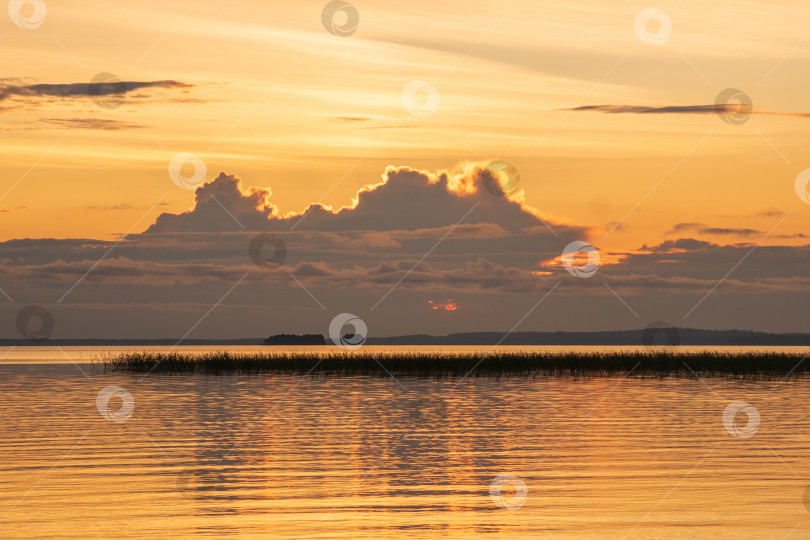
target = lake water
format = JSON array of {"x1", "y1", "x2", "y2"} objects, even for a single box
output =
[{"x1": 2, "y1": 346, "x2": 809, "y2": 538}]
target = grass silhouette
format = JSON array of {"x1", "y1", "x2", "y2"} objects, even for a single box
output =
[{"x1": 99, "y1": 350, "x2": 810, "y2": 378}]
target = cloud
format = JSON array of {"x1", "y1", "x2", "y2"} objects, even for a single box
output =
[
  {"x1": 0, "y1": 206, "x2": 26, "y2": 213},
  {"x1": 667, "y1": 223, "x2": 761, "y2": 237},
  {"x1": 641, "y1": 238, "x2": 716, "y2": 253},
  {"x1": 85, "y1": 202, "x2": 171, "y2": 211},
  {"x1": 666, "y1": 222, "x2": 807, "y2": 240},
  {"x1": 3, "y1": 164, "x2": 810, "y2": 337},
  {"x1": 147, "y1": 173, "x2": 278, "y2": 233},
  {"x1": 0, "y1": 80, "x2": 192, "y2": 102},
  {"x1": 563, "y1": 104, "x2": 810, "y2": 118},
  {"x1": 429, "y1": 299, "x2": 457, "y2": 311},
  {"x1": 332, "y1": 116, "x2": 371, "y2": 123},
  {"x1": 147, "y1": 165, "x2": 569, "y2": 235},
  {"x1": 4, "y1": 251, "x2": 810, "y2": 299},
  {"x1": 41, "y1": 118, "x2": 145, "y2": 130}
]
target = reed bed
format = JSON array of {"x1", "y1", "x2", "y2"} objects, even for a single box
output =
[{"x1": 98, "y1": 350, "x2": 810, "y2": 379}]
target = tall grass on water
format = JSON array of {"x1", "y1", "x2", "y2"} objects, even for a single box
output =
[{"x1": 98, "y1": 350, "x2": 810, "y2": 378}]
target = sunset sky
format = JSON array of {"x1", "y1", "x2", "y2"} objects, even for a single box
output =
[{"x1": 2, "y1": 0, "x2": 809, "y2": 338}]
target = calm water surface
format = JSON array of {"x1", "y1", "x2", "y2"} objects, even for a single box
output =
[{"x1": 1, "y1": 346, "x2": 809, "y2": 539}]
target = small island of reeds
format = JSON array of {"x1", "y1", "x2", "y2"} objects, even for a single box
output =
[{"x1": 98, "y1": 350, "x2": 810, "y2": 379}]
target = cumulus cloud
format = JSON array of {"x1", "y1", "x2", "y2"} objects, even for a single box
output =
[
  {"x1": 147, "y1": 165, "x2": 568, "y2": 234},
  {"x1": 148, "y1": 173, "x2": 278, "y2": 233}
]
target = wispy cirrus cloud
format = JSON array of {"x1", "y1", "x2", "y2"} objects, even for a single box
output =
[
  {"x1": 84, "y1": 202, "x2": 171, "y2": 211},
  {"x1": 41, "y1": 118, "x2": 145, "y2": 130},
  {"x1": 562, "y1": 104, "x2": 810, "y2": 118}
]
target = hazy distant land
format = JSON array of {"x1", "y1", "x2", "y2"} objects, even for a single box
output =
[{"x1": 4, "y1": 328, "x2": 810, "y2": 346}]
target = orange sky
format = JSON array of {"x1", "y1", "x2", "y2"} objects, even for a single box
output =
[{"x1": 2, "y1": 0, "x2": 809, "y2": 250}]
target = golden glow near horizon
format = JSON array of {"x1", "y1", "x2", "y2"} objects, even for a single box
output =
[{"x1": 1, "y1": 0, "x2": 809, "y2": 250}]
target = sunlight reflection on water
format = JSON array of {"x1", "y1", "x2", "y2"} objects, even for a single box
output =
[{"x1": 1, "y1": 347, "x2": 809, "y2": 538}]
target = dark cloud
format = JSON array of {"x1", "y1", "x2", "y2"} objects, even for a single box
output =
[
  {"x1": 668, "y1": 223, "x2": 761, "y2": 237},
  {"x1": 564, "y1": 104, "x2": 810, "y2": 118},
  {"x1": 0, "y1": 80, "x2": 192, "y2": 102},
  {"x1": 3, "y1": 165, "x2": 810, "y2": 337},
  {"x1": 702, "y1": 227, "x2": 761, "y2": 236},
  {"x1": 627, "y1": 238, "x2": 810, "y2": 284},
  {"x1": 667, "y1": 221, "x2": 805, "y2": 240},
  {"x1": 641, "y1": 238, "x2": 716, "y2": 253}
]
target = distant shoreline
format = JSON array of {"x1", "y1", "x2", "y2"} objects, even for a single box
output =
[{"x1": 4, "y1": 328, "x2": 810, "y2": 347}]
